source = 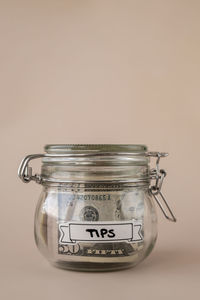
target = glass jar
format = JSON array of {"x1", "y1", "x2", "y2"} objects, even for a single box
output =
[{"x1": 18, "y1": 144, "x2": 176, "y2": 271}]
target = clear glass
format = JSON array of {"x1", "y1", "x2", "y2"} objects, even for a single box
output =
[
  {"x1": 34, "y1": 183, "x2": 157, "y2": 271},
  {"x1": 33, "y1": 144, "x2": 157, "y2": 271}
]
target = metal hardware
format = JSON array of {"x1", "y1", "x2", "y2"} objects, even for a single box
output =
[
  {"x1": 18, "y1": 154, "x2": 45, "y2": 183},
  {"x1": 149, "y1": 152, "x2": 176, "y2": 222},
  {"x1": 150, "y1": 189, "x2": 176, "y2": 222}
]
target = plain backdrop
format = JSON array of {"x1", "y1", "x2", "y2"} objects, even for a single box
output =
[{"x1": 0, "y1": 1, "x2": 200, "y2": 299}]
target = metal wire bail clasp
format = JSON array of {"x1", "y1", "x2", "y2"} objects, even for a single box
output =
[
  {"x1": 148, "y1": 152, "x2": 177, "y2": 222},
  {"x1": 18, "y1": 154, "x2": 45, "y2": 183}
]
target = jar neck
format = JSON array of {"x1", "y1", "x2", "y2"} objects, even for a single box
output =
[{"x1": 41, "y1": 164, "x2": 150, "y2": 185}]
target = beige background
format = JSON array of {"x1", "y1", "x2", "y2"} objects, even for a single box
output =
[{"x1": 0, "y1": 0, "x2": 200, "y2": 299}]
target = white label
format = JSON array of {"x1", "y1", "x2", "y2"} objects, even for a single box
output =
[{"x1": 59, "y1": 220, "x2": 143, "y2": 244}]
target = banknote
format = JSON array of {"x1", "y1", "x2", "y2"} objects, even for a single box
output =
[
  {"x1": 37, "y1": 182, "x2": 144, "y2": 264},
  {"x1": 53, "y1": 183, "x2": 144, "y2": 261},
  {"x1": 58, "y1": 241, "x2": 144, "y2": 257}
]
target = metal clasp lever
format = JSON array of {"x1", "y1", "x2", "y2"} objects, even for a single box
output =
[
  {"x1": 148, "y1": 152, "x2": 177, "y2": 222},
  {"x1": 18, "y1": 154, "x2": 44, "y2": 183}
]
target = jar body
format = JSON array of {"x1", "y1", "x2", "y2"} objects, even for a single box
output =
[{"x1": 34, "y1": 183, "x2": 157, "y2": 271}]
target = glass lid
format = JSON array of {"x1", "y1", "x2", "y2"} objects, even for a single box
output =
[{"x1": 44, "y1": 144, "x2": 148, "y2": 154}]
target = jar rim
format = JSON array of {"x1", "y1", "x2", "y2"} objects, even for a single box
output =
[{"x1": 44, "y1": 144, "x2": 148, "y2": 154}]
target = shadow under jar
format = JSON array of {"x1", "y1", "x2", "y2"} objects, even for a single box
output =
[{"x1": 18, "y1": 144, "x2": 176, "y2": 272}]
